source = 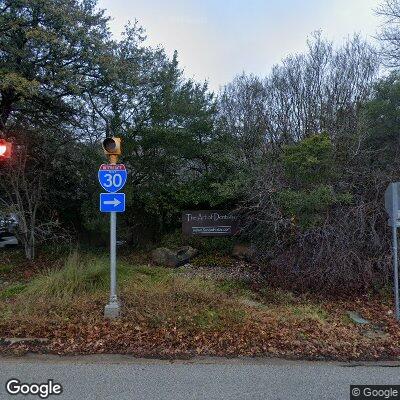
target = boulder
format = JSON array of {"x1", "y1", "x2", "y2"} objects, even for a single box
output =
[
  {"x1": 1, "y1": 337, "x2": 49, "y2": 345},
  {"x1": 177, "y1": 246, "x2": 198, "y2": 260},
  {"x1": 151, "y1": 246, "x2": 198, "y2": 267},
  {"x1": 151, "y1": 247, "x2": 178, "y2": 267},
  {"x1": 232, "y1": 243, "x2": 255, "y2": 261},
  {"x1": 363, "y1": 329, "x2": 390, "y2": 340},
  {"x1": 346, "y1": 311, "x2": 370, "y2": 325}
]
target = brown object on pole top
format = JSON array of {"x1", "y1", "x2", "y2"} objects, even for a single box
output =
[{"x1": 102, "y1": 137, "x2": 121, "y2": 164}]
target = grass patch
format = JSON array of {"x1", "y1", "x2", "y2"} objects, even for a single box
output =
[
  {"x1": 23, "y1": 251, "x2": 111, "y2": 300},
  {"x1": 20, "y1": 251, "x2": 136, "y2": 301},
  {"x1": 0, "y1": 249, "x2": 26, "y2": 271},
  {"x1": 287, "y1": 304, "x2": 329, "y2": 322},
  {"x1": 131, "y1": 265, "x2": 173, "y2": 283},
  {"x1": 1, "y1": 250, "x2": 396, "y2": 360},
  {"x1": 259, "y1": 287, "x2": 296, "y2": 305},
  {"x1": 0, "y1": 252, "x2": 248, "y2": 333},
  {"x1": 192, "y1": 308, "x2": 245, "y2": 329},
  {"x1": 0, "y1": 283, "x2": 26, "y2": 300},
  {"x1": 217, "y1": 279, "x2": 252, "y2": 297},
  {"x1": 0, "y1": 264, "x2": 14, "y2": 274},
  {"x1": 121, "y1": 272, "x2": 247, "y2": 330},
  {"x1": 194, "y1": 309, "x2": 221, "y2": 328}
]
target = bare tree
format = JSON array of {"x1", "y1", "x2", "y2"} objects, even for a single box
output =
[
  {"x1": 377, "y1": 0, "x2": 400, "y2": 66},
  {"x1": 264, "y1": 32, "x2": 378, "y2": 143},
  {"x1": 218, "y1": 74, "x2": 269, "y2": 165},
  {"x1": 0, "y1": 131, "x2": 75, "y2": 260},
  {"x1": 218, "y1": 32, "x2": 378, "y2": 152},
  {"x1": 220, "y1": 33, "x2": 381, "y2": 293},
  {"x1": 0, "y1": 144, "x2": 43, "y2": 260}
]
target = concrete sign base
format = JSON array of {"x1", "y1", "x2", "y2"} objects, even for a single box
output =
[{"x1": 104, "y1": 302, "x2": 120, "y2": 319}]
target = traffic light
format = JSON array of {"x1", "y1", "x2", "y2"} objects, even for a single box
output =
[
  {"x1": 102, "y1": 137, "x2": 121, "y2": 164},
  {"x1": 0, "y1": 139, "x2": 12, "y2": 160}
]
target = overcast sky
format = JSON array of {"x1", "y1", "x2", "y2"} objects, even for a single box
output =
[{"x1": 98, "y1": 0, "x2": 381, "y2": 90}]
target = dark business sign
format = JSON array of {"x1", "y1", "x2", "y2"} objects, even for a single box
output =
[{"x1": 182, "y1": 210, "x2": 239, "y2": 236}]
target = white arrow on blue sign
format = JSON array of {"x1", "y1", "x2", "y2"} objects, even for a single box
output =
[
  {"x1": 100, "y1": 193, "x2": 125, "y2": 212},
  {"x1": 98, "y1": 164, "x2": 127, "y2": 193}
]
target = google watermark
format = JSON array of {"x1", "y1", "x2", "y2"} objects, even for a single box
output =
[
  {"x1": 351, "y1": 385, "x2": 400, "y2": 399},
  {"x1": 5, "y1": 378, "x2": 63, "y2": 398}
]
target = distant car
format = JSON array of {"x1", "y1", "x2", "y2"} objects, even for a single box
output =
[
  {"x1": 0, "y1": 233, "x2": 18, "y2": 248},
  {"x1": 0, "y1": 214, "x2": 18, "y2": 231},
  {"x1": 0, "y1": 214, "x2": 19, "y2": 248}
]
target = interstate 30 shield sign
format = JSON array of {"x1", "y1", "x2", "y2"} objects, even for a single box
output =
[{"x1": 98, "y1": 164, "x2": 127, "y2": 193}]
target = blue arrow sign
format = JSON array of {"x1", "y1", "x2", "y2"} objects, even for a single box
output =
[
  {"x1": 100, "y1": 193, "x2": 125, "y2": 213},
  {"x1": 98, "y1": 164, "x2": 127, "y2": 193}
]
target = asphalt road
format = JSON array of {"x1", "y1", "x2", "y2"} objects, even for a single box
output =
[{"x1": 0, "y1": 355, "x2": 399, "y2": 400}]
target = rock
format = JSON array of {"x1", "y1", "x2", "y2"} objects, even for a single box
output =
[
  {"x1": 346, "y1": 311, "x2": 370, "y2": 325},
  {"x1": 363, "y1": 329, "x2": 390, "y2": 340},
  {"x1": 177, "y1": 246, "x2": 198, "y2": 260},
  {"x1": 232, "y1": 244, "x2": 255, "y2": 261},
  {"x1": 1, "y1": 337, "x2": 49, "y2": 345},
  {"x1": 151, "y1": 247, "x2": 179, "y2": 267},
  {"x1": 151, "y1": 246, "x2": 198, "y2": 267}
]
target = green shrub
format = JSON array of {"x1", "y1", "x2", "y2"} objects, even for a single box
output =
[
  {"x1": 192, "y1": 236, "x2": 235, "y2": 255},
  {"x1": 277, "y1": 185, "x2": 336, "y2": 228},
  {"x1": 276, "y1": 185, "x2": 354, "y2": 229},
  {"x1": 282, "y1": 133, "x2": 334, "y2": 186}
]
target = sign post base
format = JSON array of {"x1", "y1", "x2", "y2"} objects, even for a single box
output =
[{"x1": 104, "y1": 301, "x2": 120, "y2": 319}]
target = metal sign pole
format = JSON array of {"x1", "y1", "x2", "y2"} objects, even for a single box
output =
[
  {"x1": 110, "y1": 211, "x2": 117, "y2": 299},
  {"x1": 392, "y1": 222, "x2": 400, "y2": 321},
  {"x1": 390, "y1": 183, "x2": 400, "y2": 322},
  {"x1": 104, "y1": 184, "x2": 120, "y2": 318}
]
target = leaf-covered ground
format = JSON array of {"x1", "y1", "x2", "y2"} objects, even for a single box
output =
[{"x1": 0, "y1": 250, "x2": 399, "y2": 360}]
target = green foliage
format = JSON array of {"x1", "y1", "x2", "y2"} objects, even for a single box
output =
[
  {"x1": 282, "y1": 133, "x2": 334, "y2": 187},
  {"x1": 120, "y1": 78, "x2": 229, "y2": 236},
  {"x1": 277, "y1": 185, "x2": 351, "y2": 228},
  {"x1": 0, "y1": 0, "x2": 110, "y2": 129},
  {"x1": 0, "y1": 0, "x2": 112, "y2": 259},
  {"x1": 361, "y1": 72, "x2": 400, "y2": 165},
  {"x1": 0, "y1": 283, "x2": 26, "y2": 300},
  {"x1": 0, "y1": 72, "x2": 39, "y2": 97},
  {"x1": 189, "y1": 236, "x2": 236, "y2": 256},
  {"x1": 80, "y1": 200, "x2": 109, "y2": 242},
  {"x1": 0, "y1": 264, "x2": 13, "y2": 274},
  {"x1": 0, "y1": 0, "x2": 247, "y2": 251},
  {"x1": 275, "y1": 134, "x2": 353, "y2": 229},
  {"x1": 22, "y1": 251, "x2": 131, "y2": 299}
]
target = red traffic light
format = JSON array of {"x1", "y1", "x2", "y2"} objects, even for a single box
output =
[{"x1": 0, "y1": 139, "x2": 12, "y2": 159}]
